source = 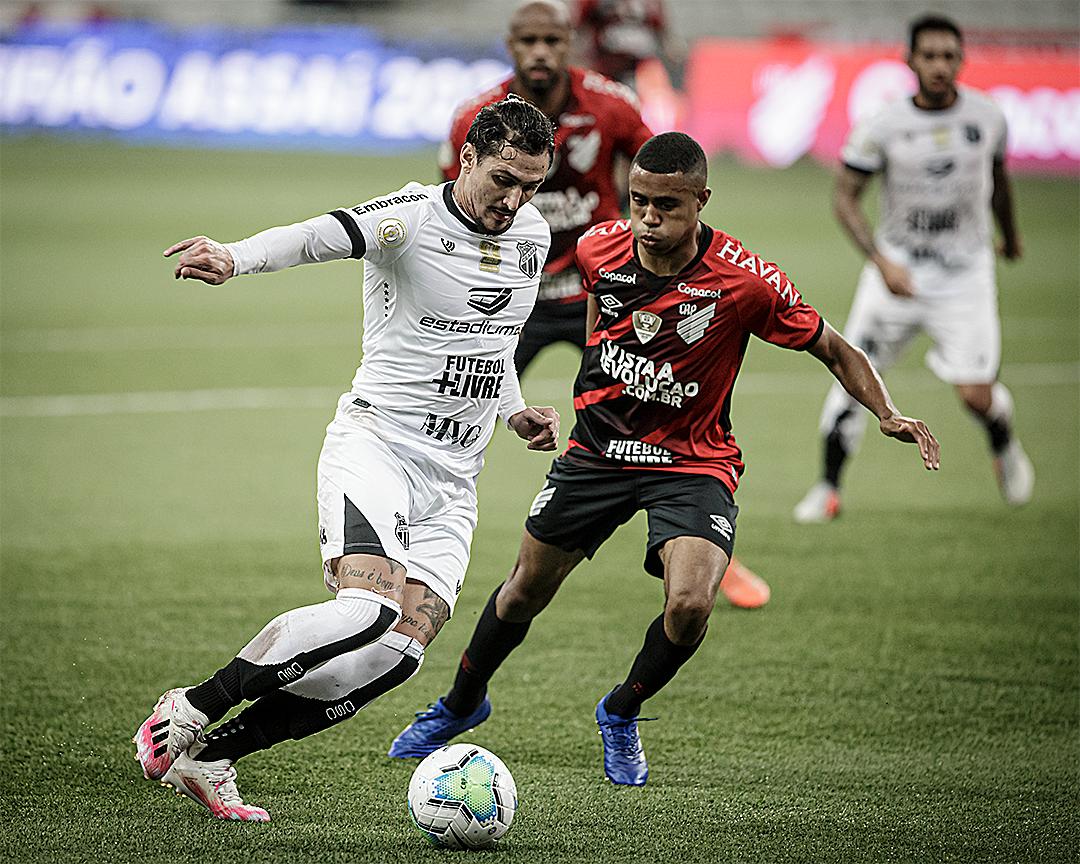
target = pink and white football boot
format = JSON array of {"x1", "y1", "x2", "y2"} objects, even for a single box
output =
[
  {"x1": 133, "y1": 688, "x2": 208, "y2": 780},
  {"x1": 161, "y1": 742, "x2": 270, "y2": 823}
]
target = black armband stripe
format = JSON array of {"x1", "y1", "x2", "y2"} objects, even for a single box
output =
[
  {"x1": 329, "y1": 209, "x2": 366, "y2": 259},
  {"x1": 799, "y1": 317, "x2": 826, "y2": 351}
]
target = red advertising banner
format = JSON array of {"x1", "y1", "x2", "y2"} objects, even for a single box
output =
[{"x1": 679, "y1": 39, "x2": 1079, "y2": 174}]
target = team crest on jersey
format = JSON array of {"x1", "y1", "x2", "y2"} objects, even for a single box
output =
[
  {"x1": 632, "y1": 310, "x2": 662, "y2": 344},
  {"x1": 567, "y1": 130, "x2": 601, "y2": 174},
  {"x1": 394, "y1": 512, "x2": 410, "y2": 550},
  {"x1": 467, "y1": 285, "x2": 513, "y2": 316},
  {"x1": 376, "y1": 217, "x2": 407, "y2": 249},
  {"x1": 964, "y1": 124, "x2": 981, "y2": 143},
  {"x1": 599, "y1": 294, "x2": 623, "y2": 316},
  {"x1": 676, "y1": 303, "x2": 716, "y2": 345},
  {"x1": 517, "y1": 240, "x2": 539, "y2": 279},
  {"x1": 478, "y1": 240, "x2": 501, "y2": 273}
]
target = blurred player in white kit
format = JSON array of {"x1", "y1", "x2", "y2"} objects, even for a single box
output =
[{"x1": 795, "y1": 14, "x2": 1031, "y2": 523}]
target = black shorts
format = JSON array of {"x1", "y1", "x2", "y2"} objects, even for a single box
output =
[
  {"x1": 525, "y1": 457, "x2": 739, "y2": 578},
  {"x1": 515, "y1": 300, "x2": 588, "y2": 374}
]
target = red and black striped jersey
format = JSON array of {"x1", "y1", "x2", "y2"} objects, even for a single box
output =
[
  {"x1": 440, "y1": 67, "x2": 652, "y2": 304},
  {"x1": 566, "y1": 219, "x2": 824, "y2": 492}
]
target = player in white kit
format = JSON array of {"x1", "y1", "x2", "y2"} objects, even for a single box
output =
[
  {"x1": 132, "y1": 97, "x2": 559, "y2": 821},
  {"x1": 794, "y1": 14, "x2": 1031, "y2": 523}
]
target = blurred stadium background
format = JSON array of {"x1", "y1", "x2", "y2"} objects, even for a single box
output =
[{"x1": 1, "y1": 2, "x2": 1077, "y2": 862}]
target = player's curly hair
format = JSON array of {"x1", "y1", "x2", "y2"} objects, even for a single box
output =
[
  {"x1": 632, "y1": 132, "x2": 708, "y2": 183},
  {"x1": 908, "y1": 14, "x2": 963, "y2": 52},
  {"x1": 465, "y1": 95, "x2": 555, "y2": 164}
]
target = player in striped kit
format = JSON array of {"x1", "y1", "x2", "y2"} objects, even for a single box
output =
[
  {"x1": 390, "y1": 132, "x2": 939, "y2": 785},
  {"x1": 133, "y1": 97, "x2": 559, "y2": 821},
  {"x1": 445, "y1": 0, "x2": 769, "y2": 607}
]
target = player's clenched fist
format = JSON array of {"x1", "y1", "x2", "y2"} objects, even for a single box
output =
[
  {"x1": 509, "y1": 406, "x2": 560, "y2": 451},
  {"x1": 163, "y1": 236, "x2": 235, "y2": 285}
]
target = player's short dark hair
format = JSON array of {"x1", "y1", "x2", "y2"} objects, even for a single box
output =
[
  {"x1": 631, "y1": 132, "x2": 708, "y2": 183},
  {"x1": 465, "y1": 95, "x2": 555, "y2": 164},
  {"x1": 909, "y1": 14, "x2": 963, "y2": 52}
]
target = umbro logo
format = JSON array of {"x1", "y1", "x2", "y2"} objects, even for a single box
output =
[
  {"x1": 599, "y1": 294, "x2": 623, "y2": 316},
  {"x1": 441, "y1": 238, "x2": 455, "y2": 254},
  {"x1": 710, "y1": 515, "x2": 733, "y2": 540}
]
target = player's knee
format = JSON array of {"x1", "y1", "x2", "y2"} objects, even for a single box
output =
[
  {"x1": 334, "y1": 587, "x2": 402, "y2": 637},
  {"x1": 958, "y1": 386, "x2": 992, "y2": 416},
  {"x1": 663, "y1": 595, "x2": 711, "y2": 645},
  {"x1": 499, "y1": 562, "x2": 560, "y2": 618},
  {"x1": 497, "y1": 577, "x2": 548, "y2": 619}
]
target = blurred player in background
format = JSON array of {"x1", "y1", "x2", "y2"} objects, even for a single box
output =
[
  {"x1": 443, "y1": 0, "x2": 769, "y2": 607},
  {"x1": 441, "y1": 0, "x2": 650, "y2": 376},
  {"x1": 794, "y1": 14, "x2": 1029, "y2": 523},
  {"x1": 134, "y1": 98, "x2": 559, "y2": 822},
  {"x1": 573, "y1": 0, "x2": 683, "y2": 89},
  {"x1": 390, "y1": 132, "x2": 940, "y2": 785}
]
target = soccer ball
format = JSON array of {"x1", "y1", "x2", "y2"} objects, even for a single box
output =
[{"x1": 407, "y1": 743, "x2": 517, "y2": 849}]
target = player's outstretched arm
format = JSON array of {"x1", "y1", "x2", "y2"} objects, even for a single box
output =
[
  {"x1": 809, "y1": 322, "x2": 940, "y2": 470},
  {"x1": 165, "y1": 214, "x2": 357, "y2": 284},
  {"x1": 508, "y1": 407, "x2": 560, "y2": 452},
  {"x1": 164, "y1": 236, "x2": 235, "y2": 285}
]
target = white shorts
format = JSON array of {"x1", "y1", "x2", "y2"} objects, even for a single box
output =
[
  {"x1": 316, "y1": 395, "x2": 477, "y2": 615},
  {"x1": 845, "y1": 258, "x2": 1000, "y2": 384}
]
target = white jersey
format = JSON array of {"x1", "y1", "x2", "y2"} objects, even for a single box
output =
[
  {"x1": 842, "y1": 86, "x2": 1006, "y2": 281},
  {"x1": 227, "y1": 181, "x2": 551, "y2": 479}
]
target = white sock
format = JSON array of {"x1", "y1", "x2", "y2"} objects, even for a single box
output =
[{"x1": 284, "y1": 630, "x2": 425, "y2": 706}]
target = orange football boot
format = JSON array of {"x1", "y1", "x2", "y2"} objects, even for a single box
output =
[{"x1": 720, "y1": 557, "x2": 771, "y2": 609}]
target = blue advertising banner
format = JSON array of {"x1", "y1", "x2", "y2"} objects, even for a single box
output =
[{"x1": 0, "y1": 21, "x2": 510, "y2": 150}]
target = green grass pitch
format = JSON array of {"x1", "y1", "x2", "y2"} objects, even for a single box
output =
[{"x1": 1, "y1": 137, "x2": 1077, "y2": 863}]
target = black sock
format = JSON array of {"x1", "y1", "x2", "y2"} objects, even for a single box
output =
[
  {"x1": 824, "y1": 415, "x2": 851, "y2": 488},
  {"x1": 604, "y1": 614, "x2": 706, "y2": 719},
  {"x1": 196, "y1": 649, "x2": 421, "y2": 763},
  {"x1": 195, "y1": 691, "x2": 302, "y2": 763},
  {"x1": 186, "y1": 660, "x2": 245, "y2": 724},
  {"x1": 443, "y1": 585, "x2": 531, "y2": 717},
  {"x1": 185, "y1": 603, "x2": 399, "y2": 723},
  {"x1": 981, "y1": 415, "x2": 1012, "y2": 454}
]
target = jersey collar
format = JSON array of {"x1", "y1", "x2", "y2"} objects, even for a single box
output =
[
  {"x1": 442, "y1": 181, "x2": 512, "y2": 237},
  {"x1": 632, "y1": 223, "x2": 715, "y2": 291}
]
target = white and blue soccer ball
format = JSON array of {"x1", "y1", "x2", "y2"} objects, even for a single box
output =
[{"x1": 407, "y1": 743, "x2": 517, "y2": 849}]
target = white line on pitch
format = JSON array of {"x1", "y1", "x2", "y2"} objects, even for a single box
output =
[{"x1": 1, "y1": 362, "x2": 1076, "y2": 419}]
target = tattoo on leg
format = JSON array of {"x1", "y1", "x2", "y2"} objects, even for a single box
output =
[
  {"x1": 415, "y1": 587, "x2": 449, "y2": 635},
  {"x1": 400, "y1": 613, "x2": 425, "y2": 635},
  {"x1": 338, "y1": 560, "x2": 402, "y2": 596}
]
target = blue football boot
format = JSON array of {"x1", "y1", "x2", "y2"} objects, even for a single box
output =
[
  {"x1": 595, "y1": 692, "x2": 648, "y2": 786},
  {"x1": 387, "y1": 697, "x2": 492, "y2": 758}
]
